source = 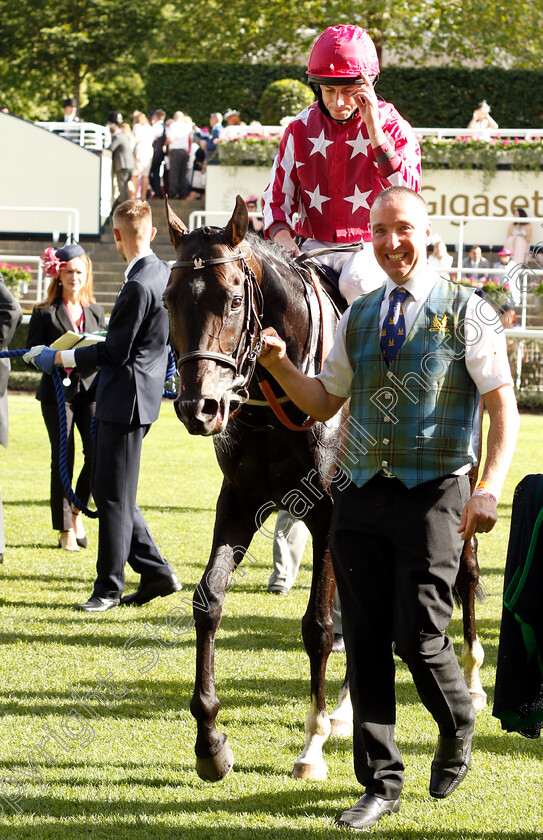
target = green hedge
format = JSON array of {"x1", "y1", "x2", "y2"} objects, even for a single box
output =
[{"x1": 146, "y1": 63, "x2": 543, "y2": 129}]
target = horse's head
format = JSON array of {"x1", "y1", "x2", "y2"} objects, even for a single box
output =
[{"x1": 164, "y1": 195, "x2": 263, "y2": 436}]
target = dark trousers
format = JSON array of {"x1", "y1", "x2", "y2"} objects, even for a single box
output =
[
  {"x1": 91, "y1": 419, "x2": 174, "y2": 599},
  {"x1": 330, "y1": 473, "x2": 475, "y2": 799},
  {"x1": 149, "y1": 150, "x2": 164, "y2": 197},
  {"x1": 41, "y1": 397, "x2": 95, "y2": 531},
  {"x1": 169, "y1": 148, "x2": 188, "y2": 199}
]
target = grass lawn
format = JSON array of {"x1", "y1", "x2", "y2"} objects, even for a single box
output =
[{"x1": 0, "y1": 394, "x2": 541, "y2": 840}]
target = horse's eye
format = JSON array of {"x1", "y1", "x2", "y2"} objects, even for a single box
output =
[{"x1": 231, "y1": 296, "x2": 243, "y2": 311}]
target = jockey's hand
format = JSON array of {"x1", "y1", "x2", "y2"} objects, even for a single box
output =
[
  {"x1": 458, "y1": 494, "x2": 498, "y2": 542},
  {"x1": 353, "y1": 72, "x2": 380, "y2": 127},
  {"x1": 23, "y1": 345, "x2": 58, "y2": 375},
  {"x1": 259, "y1": 328, "x2": 287, "y2": 370},
  {"x1": 273, "y1": 229, "x2": 301, "y2": 257}
]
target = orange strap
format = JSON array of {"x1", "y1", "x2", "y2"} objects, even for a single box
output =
[
  {"x1": 258, "y1": 379, "x2": 315, "y2": 431},
  {"x1": 258, "y1": 267, "x2": 331, "y2": 432}
]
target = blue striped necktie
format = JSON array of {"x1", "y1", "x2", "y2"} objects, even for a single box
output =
[{"x1": 380, "y1": 287, "x2": 409, "y2": 365}]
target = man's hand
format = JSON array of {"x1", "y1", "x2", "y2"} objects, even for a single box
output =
[
  {"x1": 353, "y1": 72, "x2": 381, "y2": 127},
  {"x1": 458, "y1": 494, "x2": 498, "y2": 542},
  {"x1": 258, "y1": 327, "x2": 287, "y2": 370},
  {"x1": 23, "y1": 345, "x2": 58, "y2": 375},
  {"x1": 273, "y1": 229, "x2": 301, "y2": 257}
]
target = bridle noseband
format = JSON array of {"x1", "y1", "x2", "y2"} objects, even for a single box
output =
[{"x1": 172, "y1": 247, "x2": 264, "y2": 402}]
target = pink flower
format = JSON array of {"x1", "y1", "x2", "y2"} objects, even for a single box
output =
[{"x1": 41, "y1": 247, "x2": 65, "y2": 279}]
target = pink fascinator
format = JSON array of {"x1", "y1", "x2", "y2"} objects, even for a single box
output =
[{"x1": 41, "y1": 247, "x2": 66, "y2": 279}]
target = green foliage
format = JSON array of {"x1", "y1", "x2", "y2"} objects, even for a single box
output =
[
  {"x1": 146, "y1": 62, "x2": 543, "y2": 130},
  {"x1": 0, "y1": 264, "x2": 32, "y2": 297},
  {"x1": 258, "y1": 79, "x2": 314, "y2": 125},
  {"x1": 218, "y1": 136, "x2": 281, "y2": 167},
  {"x1": 146, "y1": 62, "x2": 309, "y2": 126},
  {"x1": 376, "y1": 67, "x2": 543, "y2": 129}
]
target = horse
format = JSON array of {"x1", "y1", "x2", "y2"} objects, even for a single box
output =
[{"x1": 163, "y1": 195, "x2": 486, "y2": 784}]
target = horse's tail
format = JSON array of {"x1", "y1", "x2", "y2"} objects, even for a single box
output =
[{"x1": 452, "y1": 579, "x2": 486, "y2": 608}]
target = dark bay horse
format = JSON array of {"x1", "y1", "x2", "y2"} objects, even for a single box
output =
[{"x1": 163, "y1": 196, "x2": 486, "y2": 783}]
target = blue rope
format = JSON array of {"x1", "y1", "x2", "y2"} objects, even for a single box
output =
[{"x1": 1, "y1": 346, "x2": 178, "y2": 517}]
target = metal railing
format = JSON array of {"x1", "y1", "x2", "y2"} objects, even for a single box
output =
[
  {"x1": 0, "y1": 206, "x2": 80, "y2": 242},
  {"x1": 413, "y1": 127, "x2": 543, "y2": 140},
  {"x1": 34, "y1": 121, "x2": 108, "y2": 150},
  {"x1": 0, "y1": 255, "x2": 45, "y2": 302}
]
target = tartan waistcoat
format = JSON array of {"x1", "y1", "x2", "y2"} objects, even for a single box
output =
[{"x1": 344, "y1": 277, "x2": 477, "y2": 488}]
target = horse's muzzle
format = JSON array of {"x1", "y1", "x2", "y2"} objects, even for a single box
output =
[{"x1": 174, "y1": 395, "x2": 229, "y2": 436}]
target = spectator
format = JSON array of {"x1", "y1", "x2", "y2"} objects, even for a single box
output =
[
  {"x1": 131, "y1": 111, "x2": 154, "y2": 199},
  {"x1": 467, "y1": 100, "x2": 498, "y2": 141},
  {"x1": 222, "y1": 109, "x2": 242, "y2": 139},
  {"x1": 167, "y1": 111, "x2": 192, "y2": 199},
  {"x1": 149, "y1": 109, "x2": 167, "y2": 198},
  {"x1": 504, "y1": 206, "x2": 532, "y2": 265},
  {"x1": 0, "y1": 278, "x2": 23, "y2": 564},
  {"x1": 462, "y1": 245, "x2": 490, "y2": 285},
  {"x1": 104, "y1": 110, "x2": 122, "y2": 149},
  {"x1": 262, "y1": 24, "x2": 421, "y2": 304},
  {"x1": 26, "y1": 243, "x2": 105, "y2": 551},
  {"x1": 428, "y1": 238, "x2": 453, "y2": 280},
  {"x1": 198, "y1": 112, "x2": 223, "y2": 165},
  {"x1": 110, "y1": 123, "x2": 135, "y2": 205},
  {"x1": 187, "y1": 140, "x2": 206, "y2": 200},
  {"x1": 61, "y1": 97, "x2": 80, "y2": 141},
  {"x1": 245, "y1": 195, "x2": 264, "y2": 237}
]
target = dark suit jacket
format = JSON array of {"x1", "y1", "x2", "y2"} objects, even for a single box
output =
[
  {"x1": 75, "y1": 254, "x2": 170, "y2": 425},
  {"x1": 0, "y1": 283, "x2": 23, "y2": 448},
  {"x1": 27, "y1": 298, "x2": 105, "y2": 403},
  {"x1": 110, "y1": 131, "x2": 135, "y2": 172}
]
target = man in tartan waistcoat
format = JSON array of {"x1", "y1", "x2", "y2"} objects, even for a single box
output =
[{"x1": 258, "y1": 186, "x2": 519, "y2": 831}]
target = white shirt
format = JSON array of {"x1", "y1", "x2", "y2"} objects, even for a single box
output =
[
  {"x1": 167, "y1": 119, "x2": 192, "y2": 151},
  {"x1": 316, "y1": 265, "x2": 513, "y2": 399}
]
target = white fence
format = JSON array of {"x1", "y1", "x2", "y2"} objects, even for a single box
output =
[{"x1": 34, "y1": 122, "x2": 107, "y2": 150}]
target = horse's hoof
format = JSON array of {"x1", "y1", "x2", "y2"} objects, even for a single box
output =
[
  {"x1": 470, "y1": 689, "x2": 487, "y2": 710},
  {"x1": 292, "y1": 761, "x2": 328, "y2": 781},
  {"x1": 195, "y1": 740, "x2": 234, "y2": 782},
  {"x1": 329, "y1": 716, "x2": 353, "y2": 738}
]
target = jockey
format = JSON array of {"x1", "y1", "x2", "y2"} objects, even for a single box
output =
[{"x1": 262, "y1": 24, "x2": 422, "y2": 305}]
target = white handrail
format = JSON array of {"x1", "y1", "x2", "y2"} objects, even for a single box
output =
[
  {"x1": 0, "y1": 254, "x2": 44, "y2": 301},
  {"x1": 414, "y1": 127, "x2": 543, "y2": 140},
  {"x1": 0, "y1": 206, "x2": 80, "y2": 241},
  {"x1": 34, "y1": 121, "x2": 107, "y2": 150}
]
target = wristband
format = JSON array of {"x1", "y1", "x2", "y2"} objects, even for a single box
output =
[
  {"x1": 476, "y1": 480, "x2": 495, "y2": 492},
  {"x1": 472, "y1": 488, "x2": 498, "y2": 505}
]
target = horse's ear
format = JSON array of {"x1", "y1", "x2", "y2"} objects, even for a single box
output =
[
  {"x1": 225, "y1": 195, "x2": 249, "y2": 246},
  {"x1": 164, "y1": 194, "x2": 188, "y2": 250}
]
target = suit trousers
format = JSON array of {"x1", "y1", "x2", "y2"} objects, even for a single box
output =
[
  {"x1": 169, "y1": 149, "x2": 189, "y2": 199},
  {"x1": 41, "y1": 396, "x2": 95, "y2": 532},
  {"x1": 329, "y1": 473, "x2": 475, "y2": 799},
  {"x1": 91, "y1": 419, "x2": 174, "y2": 599}
]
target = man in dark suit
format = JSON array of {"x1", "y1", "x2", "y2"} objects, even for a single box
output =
[
  {"x1": 0, "y1": 282, "x2": 23, "y2": 562},
  {"x1": 110, "y1": 124, "x2": 135, "y2": 204},
  {"x1": 26, "y1": 200, "x2": 181, "y2": 612}
]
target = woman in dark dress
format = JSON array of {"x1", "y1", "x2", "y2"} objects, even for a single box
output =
[{"x1": 27, "y1": 243, "x2": 105, "y2": 551}]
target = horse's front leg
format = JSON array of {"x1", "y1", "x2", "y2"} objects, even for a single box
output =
[
  {"x1": 455, "y1": 536, "x2": 487, "y2": 709},
  {"x1": 292, "y1": 506, "x2": 335, "y2": 780},
  {"x1": 190, "y1": 479, "x2": 257, "y2": 782}
]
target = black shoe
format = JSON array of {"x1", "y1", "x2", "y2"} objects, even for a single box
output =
[
  {"x1": 75, "y1": 596, "x2": 120, "y2": 612},
  {"x1": 76, "y1": 536, "x2": 88, "y2": 548},
  {"x1": 120, "y1": 574, "x2": 182, "y2": 606},
  {"x1": 332, "y1": 633, "x2": 345, "y2": 653},
  {"x1": 0, "y1": 553, "x2": 3, "y2": 563},
  {"x1": 336, "y1": 793, "x2": 401, "y2": 830},
  {"x1": 430, "y1": 726, "x2": 473, "y2": 798},
  {"x1": 267, "y1": 584, "x2": 289, "y2": 595}
]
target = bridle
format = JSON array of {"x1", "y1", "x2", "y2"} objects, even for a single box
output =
[{"x1": 171, "y1": 247, "x2": 264, "y2": 403}]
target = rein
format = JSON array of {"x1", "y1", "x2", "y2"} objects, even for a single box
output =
[{"x1": 171, "y1": 243, "x2": 332, "y2": 433}]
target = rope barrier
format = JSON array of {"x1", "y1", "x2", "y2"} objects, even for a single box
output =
[{"x1": 0, "y1": 346, "x2": 179, "y2": 517}]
